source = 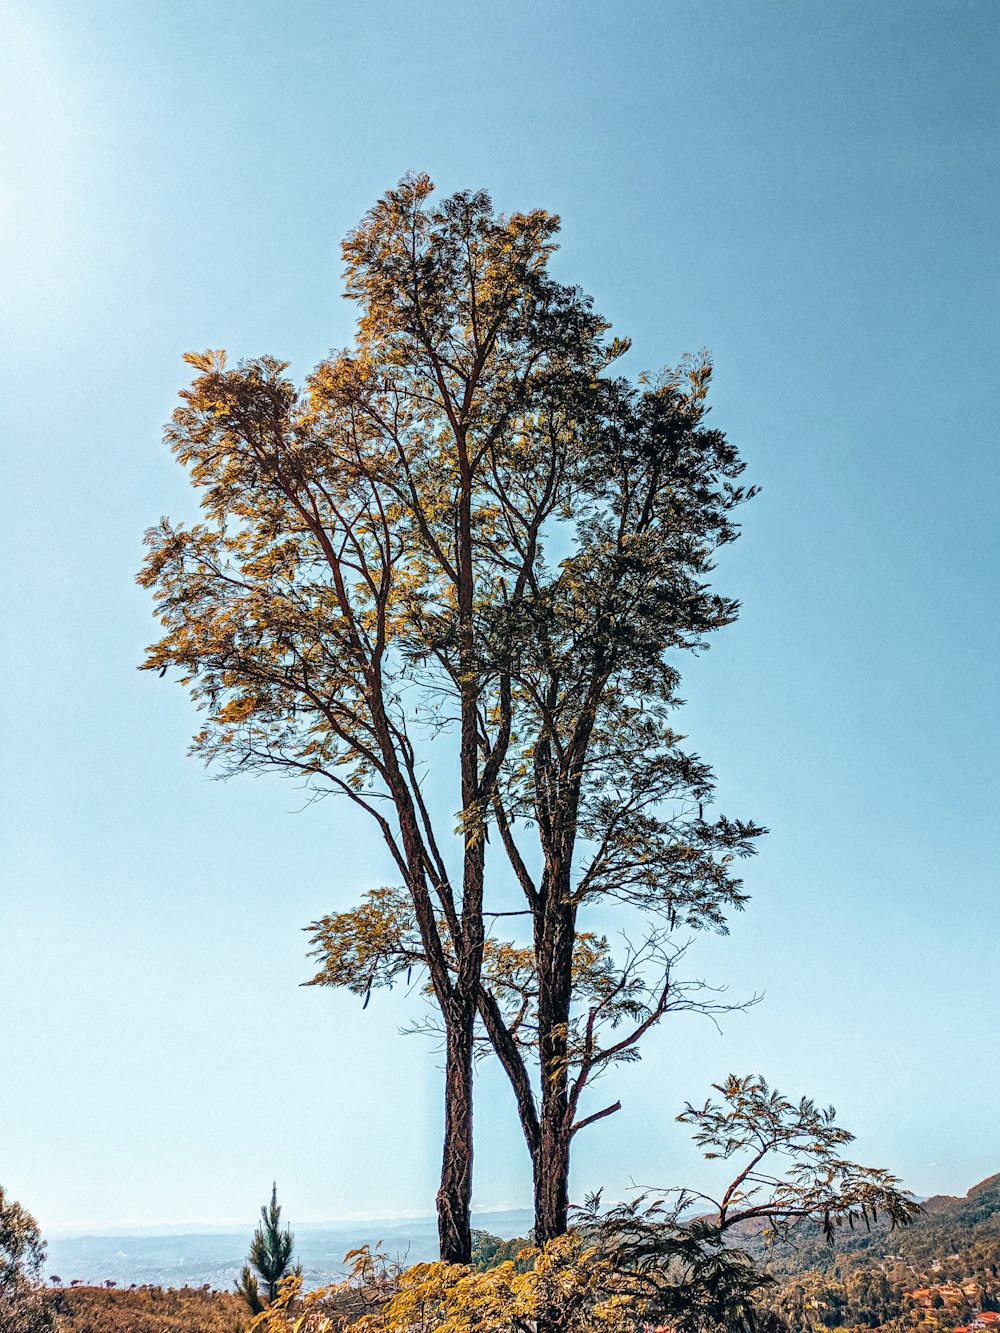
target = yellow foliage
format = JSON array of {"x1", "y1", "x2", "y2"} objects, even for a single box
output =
[{"x1": 249, "y1": 1238, "x2": 647, "y2": 1333}]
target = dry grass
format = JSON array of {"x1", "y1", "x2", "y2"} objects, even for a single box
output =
[{"x1": 49, "y1": 1284, "x2": 245, "y2": 1333}]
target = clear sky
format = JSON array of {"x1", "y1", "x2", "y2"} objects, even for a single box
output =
[{"x1": 2, "y1": 0, "x2": 998, "y2": 1236}]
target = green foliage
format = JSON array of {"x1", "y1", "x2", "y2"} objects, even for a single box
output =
[
  {"x1": 236, "y1": 1267, "x2": 265, "y2": 1318},
  {"x1": 677, "y1": 1075, "x2": 921, "y2": 1240},
  {"x1": 471, "y1": 1230, "x2": 534, "y2": 1273},
  {"x1": 237, "y1": 1184, "x2": 300, "y2": 1312},
  {"x1": 756, "y1": 1171, "x2": 1000, "y2": 1331},
  {"x1": 0, "y1": 1184, "x2": 52, "y2": 1333}
]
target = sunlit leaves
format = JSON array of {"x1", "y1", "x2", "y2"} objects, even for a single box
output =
[{"x1": 306, "y1": 890, "x2": 426, "y2": 995}]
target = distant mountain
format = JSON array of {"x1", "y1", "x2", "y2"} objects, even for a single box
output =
[
  {"x1": 916, "y1": 1174, "x2": 1000, "y2": 1222},
  {"x1": 43, "y1": 1209, "x2": 534, "y2": 1290}
]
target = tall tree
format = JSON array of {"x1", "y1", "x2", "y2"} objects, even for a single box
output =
[
  {"x1": 488, "y1": 349, "x2": 764, "y2": 1241},
  {"x1": 140, "y1": 173, "x2": 760, "y2": 1256},
  {"x1": 305, "y1": 347, "x2": 764, "y2": 1240}
]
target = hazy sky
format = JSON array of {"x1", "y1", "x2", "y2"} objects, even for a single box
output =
[{"x1": 2, "y1": 0, "x2": 998, "y2": 1236}]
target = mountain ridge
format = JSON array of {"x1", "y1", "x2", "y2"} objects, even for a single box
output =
[{"x1": 43, "y1": 1209, "x2": 535, "y2": 1288}]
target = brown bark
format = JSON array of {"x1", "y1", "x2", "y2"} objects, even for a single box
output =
[
  {"x1": 267, "y1": 429, "x2": 483, "y2": 1266},
  {"x1": 393, "y1": 795, "x2": 478, "y2": 1264},
  {"x1": 533, "y1": 1120, "x2": 571, "y2": 1246},
  {"x1": 437, "y1": 1005, "x2": 476, "y2": 1263},
  {"x1": 532, "y1": 866, "x2": 576, "y2": 1245}
]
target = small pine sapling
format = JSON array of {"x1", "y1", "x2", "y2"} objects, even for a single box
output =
[{"x1": 236, "y1": 1184, "x2": 301, "y2": 1313}]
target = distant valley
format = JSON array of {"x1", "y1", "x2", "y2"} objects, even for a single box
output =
[{"x1": 44, "y1": 1210, "x2": 535, "y2": 1290}]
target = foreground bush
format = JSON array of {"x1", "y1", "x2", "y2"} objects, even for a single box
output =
[
  {"x1": 249, "y1": 1220, "x2": 780, "y2": 1333},
  {"x1": 248, "y1": 1076, "x2": 920, "y2": 1333}
]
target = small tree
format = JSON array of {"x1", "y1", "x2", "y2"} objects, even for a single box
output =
[
  {"x1": 0, "y1": 1185, "x2": 53, "y2": 1333},
  {"x1": 236, "y1": 1184, "x2": 300, "y2": 1314}
]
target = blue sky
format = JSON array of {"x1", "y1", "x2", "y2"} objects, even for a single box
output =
[{"x1": 2, "y1": 0, "x2": 997, "y2": 1235}]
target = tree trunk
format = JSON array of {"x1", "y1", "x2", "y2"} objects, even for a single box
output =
[
  {"x1": 436, "y1": 1005, "x2": 475, "y2": 1263},
  {"x1": 388, "y1": 779, "x2": 480, "y2": 1265},
  {"x1": 533, "y1": 1116, "x2": 571, "y2": 1244},
  {"x1": 436, "y1": 415, "x2": 483, "y2": 1267},
  {"x1": 533, "y1": 873, "x2": 576, "y2": 1245}
]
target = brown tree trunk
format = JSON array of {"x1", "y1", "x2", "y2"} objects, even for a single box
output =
[
  {"x1": 436, "y1": 427, "x2": 485, "y2": 1268},
  {"x1": 437, "y1": 1012, "x2": 475, "y2": 1263},
  {"x1": 533, "y1": 870, "x2": 576, "y2": 1245},
  {"x1": 533, "y1": 1116, "x2": 571, "y2": 1244}
]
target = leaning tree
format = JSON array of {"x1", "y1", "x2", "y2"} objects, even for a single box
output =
[{"x1": 141, "y1": 174, "x2": 761, "y2": 1258}]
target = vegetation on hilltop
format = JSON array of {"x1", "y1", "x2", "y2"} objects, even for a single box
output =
[
  {"x1": 49, "y1": 1284, "x2": 244, "y2": 1333},
  {"x1": 245, "y1": 1078, "x2": 919, "y2": 1333},
  {"x1": 756, "y1": 1173, "x2": 1000, "y2": 1332},
  {"x1": 451, "y1": 1175, "x2": 1000, "y2": 1333},
  {"x1": 33, "y1": 1175, "x2": 1000, "y2": 1333}
]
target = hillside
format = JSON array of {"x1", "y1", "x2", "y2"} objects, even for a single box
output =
[
  {"x1": 48, "y1": 1285, "x2": 244, "y2": 1333},
  {"x1": 758, "y1": 1173, "x2": 1000, "y2": 1331},
  {"x1": 756, "y1": 1172, "x2": 1000, "y2": 1275}
]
